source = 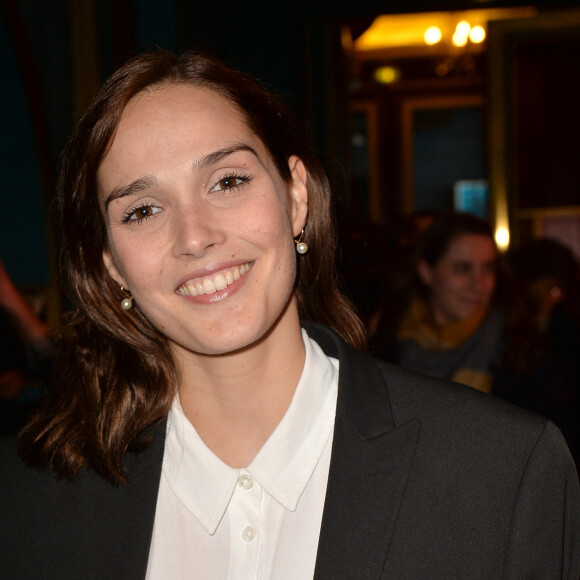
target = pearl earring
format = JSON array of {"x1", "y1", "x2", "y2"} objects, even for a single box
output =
[
  {"x1": 294, "y1": 229, "x2": 309, "y2": 255},
  {"x1": 120, "y1": 286, "x2": 133, "y2": 310}
]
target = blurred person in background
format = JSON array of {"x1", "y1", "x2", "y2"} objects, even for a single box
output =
[
  {"x1": 494, "y1": 238, "x2": 580, "y2": 460},
  {"x1": 385, "y1": 213, "x2": 502, "y2": 393}
]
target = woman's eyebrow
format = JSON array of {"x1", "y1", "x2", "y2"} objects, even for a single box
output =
[
  {"x1": 192, "y1": 143, "x2": 258, "y2": 171},
  {"x1": 103, "y1": 143, "x2": 258, "y2": 211},
  {"x1": 104, "y1": 176, "x2": 157, "y2": 211}
]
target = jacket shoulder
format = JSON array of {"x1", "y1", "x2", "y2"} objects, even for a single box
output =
[{"x1": 377, "y1": 359, "x2": 545, "y2": 429}]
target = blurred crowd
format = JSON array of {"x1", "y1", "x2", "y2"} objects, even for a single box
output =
[{"x1": 339, "y1": 212, "x2": 580, "y2": 463}]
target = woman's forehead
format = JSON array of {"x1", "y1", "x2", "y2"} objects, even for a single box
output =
[
  {"x1": 445, "y1": 234, "x2": 497, "y2": 260},
  {"x1": 103, "y1": 85, "x2": 260, "y2": 166},
  {"x1": 121, "y1": 83, "x2": 242, "y2": 131}
]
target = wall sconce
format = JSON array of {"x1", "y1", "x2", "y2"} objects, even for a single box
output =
[
  {"x1": 495, "y1": 227, "x2": 510, "y2": 252},
  {"x1": 373, "y1": 66, "x2": 401, "y2": 84}
]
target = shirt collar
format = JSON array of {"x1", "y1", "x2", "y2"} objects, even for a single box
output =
[{"x1": 162, "y1": 329, "x2": 339, "y2": 534}]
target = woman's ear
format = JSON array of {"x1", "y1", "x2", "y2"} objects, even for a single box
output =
[
  {"x1": 287, "y1": 155, "x2": 309, "y2": 236},
  {"x1": 102, "y1": 250, "x2": 126, "y2": 288},
  {"x1": 417, "y1": 260, "x2": 433, "y2": 287}
]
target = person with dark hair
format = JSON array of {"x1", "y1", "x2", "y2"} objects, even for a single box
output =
[
  {"x1": 1, "y1": 51, "x2": 579, "y2": 579},
  {"x1": 494, "y1": 238, "x2": 580, "y2": 460},
  {"x1": 391, "y1": 213, "x2": 502, "y2": 393}
]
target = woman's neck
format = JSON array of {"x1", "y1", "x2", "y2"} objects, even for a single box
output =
[{"x1": 173, "y1": 312, "x2": 306, "y2": 468}]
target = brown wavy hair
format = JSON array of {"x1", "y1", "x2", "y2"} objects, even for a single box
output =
[{"x1": 20, "y1": 50, "x2": 365, "y2": 484}]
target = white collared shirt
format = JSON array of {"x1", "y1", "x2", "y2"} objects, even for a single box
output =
[{"x1": 146, "y1": 330, "x2": 339, "y2": 579}]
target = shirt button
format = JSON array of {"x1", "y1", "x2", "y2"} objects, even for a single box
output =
[
  {"x1": 241, "y1": 525, "x2": 256, "y2": 542},
  {"x1": 237, "y1": 474, "x2": 253, "y2": 490}
]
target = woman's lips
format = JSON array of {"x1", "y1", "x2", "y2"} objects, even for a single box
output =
[{"x1": 176, "y1": 262, "x2": 251, "y2": 297}]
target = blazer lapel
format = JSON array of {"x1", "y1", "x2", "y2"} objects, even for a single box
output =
[
  {"x1": 314, "y1": 419, "x2": 420, "y2": 579},
  {"x1": 306, "y1": 323, "x2": 420, "y2": 579}
]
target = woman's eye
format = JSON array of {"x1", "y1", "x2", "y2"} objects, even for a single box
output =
[
  {"x1": 452, "y1": 262, "x2": 471, "y2": 275},
  {"x1": 123, "y1": 204, "x2": 162, "y2": 223},
  {"x1": 210, "y1": 174, "x2": 250, "y2": 193}
]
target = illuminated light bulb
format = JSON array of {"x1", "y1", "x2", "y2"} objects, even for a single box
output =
[
  {"x1": 456, "y1": 21, "x2": 471, "y2": 36},
  {"x1": 495, "y1": 227, "x2": 510, "y2": 251},
  {"x1": 452, "y1": 32, "x2": 468, "y2": 47},
  {"x1": 373, "y1": 66, "x2": 400, "y2": 84},
  {"x1": 452, "y1": 20, "x2": 471, "y2": 47},
  {"x1": 424, "y1": 26, "x2": 442, "y2": 46},
  {"x1": 469, "y1": 25, "x2": 486, "y2": 44}
]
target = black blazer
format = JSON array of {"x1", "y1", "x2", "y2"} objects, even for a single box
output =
[{"x1": 1, "y1": 323, "x2": 579, "y2": 579}]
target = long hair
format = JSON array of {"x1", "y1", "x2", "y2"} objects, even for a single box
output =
[{"x1": 20, "y1": 50, "x2": 365, "y2": 484}]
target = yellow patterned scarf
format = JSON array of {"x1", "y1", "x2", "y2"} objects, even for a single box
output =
[{"x1": 398, "y1": 298, "x2": 493, "y2": 392}]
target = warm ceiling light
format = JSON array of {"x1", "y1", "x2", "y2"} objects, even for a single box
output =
[
  {"x1": 353, "y1": 8, "x2": 537, "y2": 54},
  {"x1": 469, "y1": 25, "x2": 486, "y2": 43},
  {"x1": 424, "y1": 26, "x2": 442, "y2": 45}
]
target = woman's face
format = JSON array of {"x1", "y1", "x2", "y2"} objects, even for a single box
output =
[
  {"x1": 98, "y1": 84, "x2": 308, "y2": 358},
  {"x1": 418, "y1": 233, "x2": 497, "y2": 325}
]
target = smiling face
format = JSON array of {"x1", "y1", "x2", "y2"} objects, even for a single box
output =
[
  {"x1": 98, "y1": 84, "x2": 308, "y2": 360},
  {"x1": 418, "y1": 233, "x2": 498, "y2": 325}
]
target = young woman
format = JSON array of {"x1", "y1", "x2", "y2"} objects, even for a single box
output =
[
  {"x1": 394, "y1": 213, "x2": 503, "y2": 393},
  {"x1": 1, "y1": 51, "x2": 579, "y2": 579}
]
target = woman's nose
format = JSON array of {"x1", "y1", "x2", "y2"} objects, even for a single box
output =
[
  {"x1": 171, "y1": 204, "x2": 225, "y2": 258},
  {"x1": 472, "y1": 269, "x2": 495, "y2": 294},
  {"x1": 469, "y1": 269, "x2": 485, "y2": 291}
]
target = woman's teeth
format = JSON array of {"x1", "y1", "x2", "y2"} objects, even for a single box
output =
[{"x1": 177, "y1": 263, "x2": 250, "y2": 296}]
